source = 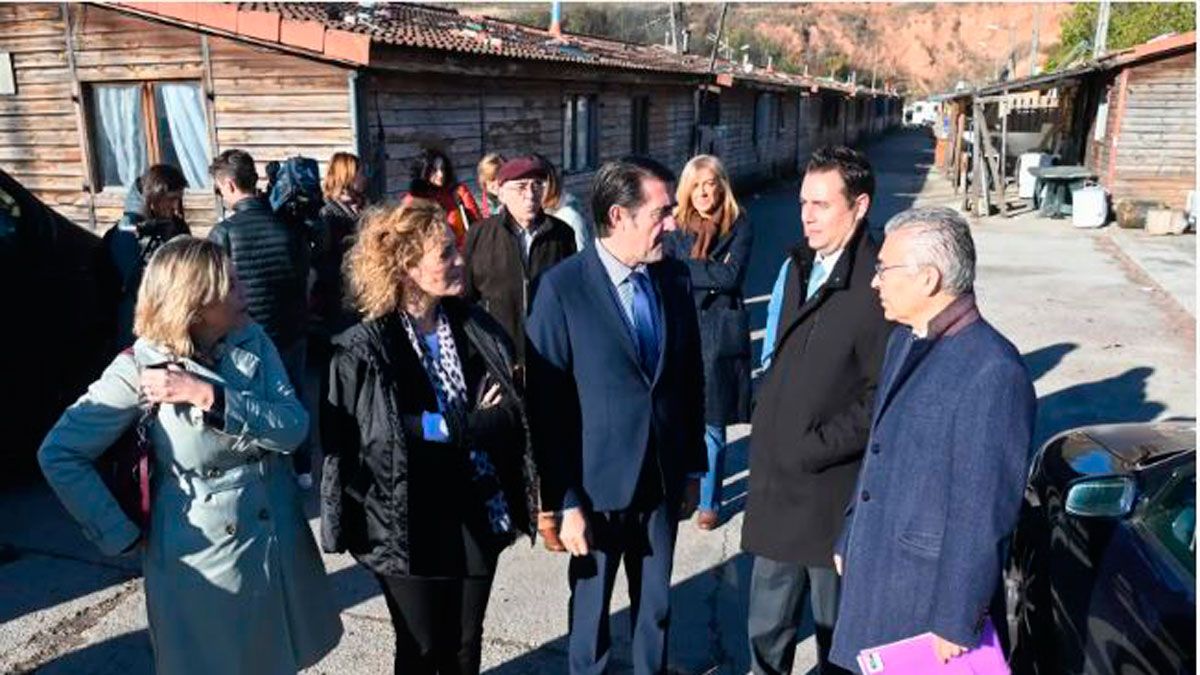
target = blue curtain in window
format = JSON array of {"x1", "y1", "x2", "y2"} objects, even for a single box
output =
[
  {"x1": 156, "y1": 83, "x2": 210, "y2": 188},
  {"x1": 562, "y1": 96, "x2": 576, "y2": 171},
  {"x1": 574, "y1": 96, "x2": 589, "y2": 171},
  {"x1": 95, "y1": 85, "x2": 147, "y2": 188}
]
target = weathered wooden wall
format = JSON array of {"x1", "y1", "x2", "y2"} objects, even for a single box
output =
[
  {"x1": 1106, "y1": 52, "x2": 1195, "y2": 210},
  {"x1": 703, "y1": 87, "x2": 802, "y2": 185},
  {"x1": 362, "y1": 72, "x2": 697, "y2": 206},
  {"x1": 0, "y1": 4, "x2": 87, "y2": 223},
  {"x1": 0, "y1": 4, "x2": 355, "y2": 234}
]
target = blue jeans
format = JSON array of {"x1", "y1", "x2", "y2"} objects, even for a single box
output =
[{"x1": 700, "y1": 424, "x2": 726, "y2": 512}]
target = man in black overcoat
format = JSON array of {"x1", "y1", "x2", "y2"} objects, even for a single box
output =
[{"x1": 742, "y1": 146, "x2": 892, "y2": 675}]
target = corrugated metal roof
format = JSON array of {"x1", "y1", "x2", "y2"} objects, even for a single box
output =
[{"x1": 961, "y1": 30, "x2": 1195, "y2": 99}]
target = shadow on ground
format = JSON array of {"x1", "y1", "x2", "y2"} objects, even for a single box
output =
[{"x1": 1034, "y1": 366, "x2": 1166, "y2": 446}]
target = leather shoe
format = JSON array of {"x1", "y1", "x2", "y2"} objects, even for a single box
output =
[
  {"x1": 537, "y1": 511, "x2": 566, "y2": 552},
  {"x1": 696, "y1": 509, "x2": 719, "y2": 531}
]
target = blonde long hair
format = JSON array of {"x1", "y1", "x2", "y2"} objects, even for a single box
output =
[
  {"x1": 674, "y1": 154, "x2": 740, "y2": 235},
  {"x1": 323, "y1": 152, "x2": 361, "y2": 202},
  {"x1": 477, "y1": 153, "x2": 505, "y2": 191},
  {"x1": 346, "y1": 198, "x2": 450, "y2": 320},
  {"x1": 133, "y1": 237, "x2": 234, "y2": 359}
]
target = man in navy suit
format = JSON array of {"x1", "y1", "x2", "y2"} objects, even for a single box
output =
[{"x1": 526, "y1": 157, "x2": 706, "y2": 675}]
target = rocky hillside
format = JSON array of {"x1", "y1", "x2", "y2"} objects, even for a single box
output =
[
  {"x1": 736, "y1": 3, "x2": 1074, "y2": 94},
  {"x1": 464, "y1": 3, "x2": 1075, "y2": 95}
]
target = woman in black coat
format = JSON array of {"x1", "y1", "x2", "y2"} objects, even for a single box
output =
[
  {"x1": 319, "y1": 198, "x2": 537, "y2": 675},
  {"x1": 312, "y1": 151, "x2": 367, "y2": 341},
  {"x1": 662, "y1": 154, "x2": 753, "y2": 530}
]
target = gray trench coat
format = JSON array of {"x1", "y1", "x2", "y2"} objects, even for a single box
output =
[{"x1": 39, "y1": 323, "x2": 342, "y2": 674}]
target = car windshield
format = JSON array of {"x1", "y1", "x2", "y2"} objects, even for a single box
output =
[{"x1": 1140, "y1": 466, "x2": 1196, "y2": 575}]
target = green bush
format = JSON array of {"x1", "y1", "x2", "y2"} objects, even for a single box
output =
[{"x1": 1048, "y1": 2, "x2": 1196, "y2": 70}]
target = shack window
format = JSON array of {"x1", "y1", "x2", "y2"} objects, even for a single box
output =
[
  {"x1": 697, "y1": 88, "x2": 720, "y2": 126},
  {"x1": 631, "y1": 96, "x2": 650, "y2": 155},
  {"x1": 820, "y1": 95, "x2": 841, "y2": 128},
  {"x1": 562, "y1": 94, "x2": 598, "y2": 173},
  {"x1": 753, "y1": 93, "x2": 775, "y2": 144},
  {"x1": 87, "y1": 81, "x2": 211, "y2": 190}
]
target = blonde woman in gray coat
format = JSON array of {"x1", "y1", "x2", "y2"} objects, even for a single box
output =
[{"x1": 39, "y1": 237, "x2": 342, "y2": 674}]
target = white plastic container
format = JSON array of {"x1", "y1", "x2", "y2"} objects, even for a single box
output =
[
  {"x1": 1072, "y1": 185, "x2": 1108, "y2": 228},
  {"x1": 1018, "y1": 153, "x2": 1053, "y2": 199}
]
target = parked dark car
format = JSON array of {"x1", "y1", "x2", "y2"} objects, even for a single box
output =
[
  {"x1": 1006, "y1": 422, "x2": 1195, "y2": 674},
  {"x1": 0, "y1": 169, "x2": 116, "y2": 480}
]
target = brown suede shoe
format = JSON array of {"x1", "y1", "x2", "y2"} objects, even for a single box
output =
[
  {"x1": 695, "y1": 509, "x2": 719, "y2": 531},
  {"x1": 537, "y1": 511, "x2": 566, "y2": 552}
]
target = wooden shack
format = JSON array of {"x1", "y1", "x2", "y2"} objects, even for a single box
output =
[
  {"x1": 1086, "y1": 32, "x2": 1196, "y2": 210},
  {"x1": 944, "y1": 31, "x2": 1195, "y2": 216},
  {"x1": 0, "y1": 2, "x2": 901, "y2": 235}
]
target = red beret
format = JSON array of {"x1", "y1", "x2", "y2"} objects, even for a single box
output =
[{"x1": 497, "y1": 155, "x2": 549, "y2": 185}]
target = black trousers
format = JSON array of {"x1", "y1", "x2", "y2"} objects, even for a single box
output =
[
  {"x1": 747, "y1": 556, "x2": 851, "y2": 675},
  {"x1": 375, "y1": 574, "x2": 495, "y2": 675}
]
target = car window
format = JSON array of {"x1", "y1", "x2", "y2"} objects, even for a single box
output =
[{"x1": 1140, "y1": 467, "x2": 1196, "y2": 574}]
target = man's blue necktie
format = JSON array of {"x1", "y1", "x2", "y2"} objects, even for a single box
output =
[
  {"x1": 806, "y1": 258, "x2": 828, "y2": 301},
  {"x1": 630, "y1": 271, "x2": 660, "y2": 376}
]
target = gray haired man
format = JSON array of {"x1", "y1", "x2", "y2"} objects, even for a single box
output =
[{"x1": 830, "y1": 207, "x2": 1036, "y2": 670}]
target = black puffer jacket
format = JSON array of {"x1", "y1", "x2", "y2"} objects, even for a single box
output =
[
  {"x1": 463, "y1": 211, "x2": 576, "y2": 365},
  {"x1": 208, "y1": 197, "x2": 310, "y2": 349},
  {"x1": 319, "y1": 298, "x2": 538, "y2": 577}
]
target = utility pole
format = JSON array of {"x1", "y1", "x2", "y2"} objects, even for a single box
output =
[
  {"x1": 1093, "y1": 0, "x2": 1111, "y2": 58},
  {"x1": 708, "y1": 3, "x2": 729, "y2": 73},
  {"x1": 668, "y1": 3, "x2": 678, "y2": 53},
  {"x1": 1029, "y1": 3, "x2": 1040, "y2": 76},
  {"x1": 1007, "y1": 21, "x2": 1015, "y2": 79}
]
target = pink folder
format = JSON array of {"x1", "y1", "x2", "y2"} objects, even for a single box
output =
[{"x1": 855, "y1": 618, "x2": 1009, "y2": 674}]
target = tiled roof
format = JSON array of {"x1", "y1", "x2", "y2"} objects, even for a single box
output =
[
  {"x1": 245, "y1": 2, "x2": 717, "y2": 75},
  {"x1": 107, "y1": 2, "x2": 896, "y2": 96}
]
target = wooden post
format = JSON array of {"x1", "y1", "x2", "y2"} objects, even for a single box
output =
[
  {"x1": 973, "y1": 102, "x2": 989, "y2": 217},
  {"x1": 1106, "y1": 68, "x2": 1130, "y2": 191},
  {"x1": 950, "y1": 111, "x2": 965, "y2": 188},
  {"x1": 978, "y1": 102, "x2": 1006, "y2": 217},
  {"x1": 200, "y1": 35, "x2": 223, "y2": 220},
  {"x1": 958, "y1": 151, "x2": 969, "y2": 205},
  {"x1": 61, "y1": 3, "x2": 97, "y2": 231},
  {"x1": 999, "y1": 98, "x2": 1009, "y2": 217}
]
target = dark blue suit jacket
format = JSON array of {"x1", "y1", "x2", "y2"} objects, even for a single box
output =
[
  {"x1": 829, "y1": 299, "x2": 1036, "y2": 669},
  {"x1": 526, "y1": 245, "x2": 706, "y2": 513}
]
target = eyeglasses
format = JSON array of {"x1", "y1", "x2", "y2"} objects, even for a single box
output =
[{"x1": 873, "y1": 262, "x2": 921, "y2": 278}]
